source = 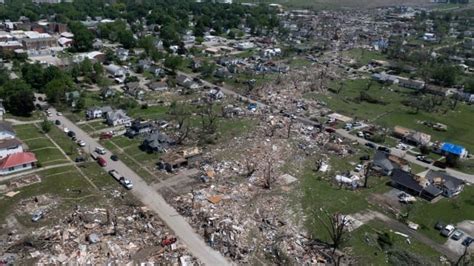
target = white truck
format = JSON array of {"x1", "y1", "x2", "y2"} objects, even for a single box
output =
[{"x1": 108, "y1": 170, "x2": 133, "y2": 190}]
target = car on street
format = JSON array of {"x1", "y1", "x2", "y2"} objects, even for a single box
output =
[
  {"x1": 357, "y1": 131, "x2": 364, "y2": 138},
  {"x1": 462, "y1": 237, "x2": 473, "y2": 247},
  {"x1": 55, "y1": 120, "x2": 61, "y2": 125},
  {"x1": 56, "y1": 112, "x2": 62, "y2": 116},
  {"x1": 110, "y1": 154, "x2": 118, "y2": 161},
  {"x1": 63, "y1": 127, "x2": 70, "y2": 133},
  {"x1": 355, "y1": 164, "x2": 363, "y2": 172},
  {"x1": 365, "y1": 142, "x2": 376, "y2": 149},
  {"x1": 451, "y1": 230, "x2": 464, "y2": 240},
  {"x1": 397, "y1": 143, "x2": 408, "y2": 150},
  {"x1": 97, "y1": 156, "x2": 107, "y2": 167},
  {"x1": 31, "y1": 210, "x2": 44, "y2": 222},
  {"x1": 67, "y1": 131, "x2": 76, "y2": 138},
  {"x1": 377, "y1": 146, "x2": 390, "y2": 153},
  {"x1": 95, "y1": 147, "x2": 106, "y2": 155},
  {"x1": 416, "y1": 155, "x2": 433, "y2": 164},
  {"x1": 441, "y1": 224, "x2": 456, "y2": 237},
  {"x1": 77, "y1": 140, "x2": 86, "y2": 147}
]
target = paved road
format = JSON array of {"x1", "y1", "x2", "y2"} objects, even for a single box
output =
[
  {"x1": 47, "y1": 108, "x2": 230, "y2": 266},
  {"x1": 176, "y1": 71, "x2": 474, "y2": 183},
  {"x1": 335, "y1": 129, "x2": 474, "y2": 184}
]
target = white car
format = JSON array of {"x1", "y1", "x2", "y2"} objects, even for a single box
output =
[
  {"x1": 357, "y1": 131, "x2": 364, "y2": 138},
  {"x1": 355, "y1": 164, "x2": 363, "y2": 172},
  {"x1": 95, "y1": 147, "x2": 106, "y2": 155},
  {"x1": 77, "y1": 140, "x2": 86, "y2": 147},
  {"x1": 397, "y1": 143, "x2": 408, "y2": 150},
  {"x1": 63, "y1": 127, "x2": 70, "y2": 133},
  {"x1": 56, "y1": 112, "x2": 62, "y2": 116}
]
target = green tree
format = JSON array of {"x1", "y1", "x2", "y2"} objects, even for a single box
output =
[
  {"x1": 69, "y1": 21, "x2": 94, "y2": 52},
  {"x1": 0, "y1": 80, "x2": 35, "y2": 117},
  {"x1": 41, "y1": 118, "x2": 52, "y2": 133}
]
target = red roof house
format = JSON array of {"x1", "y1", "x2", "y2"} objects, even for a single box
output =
[{"x1": 0, "y1": 152, "x2": 37, "y2": 175}]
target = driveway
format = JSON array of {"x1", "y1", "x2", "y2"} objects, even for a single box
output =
[{"x1": 47, "y1": 108, "x2": 230, "y2": 266}]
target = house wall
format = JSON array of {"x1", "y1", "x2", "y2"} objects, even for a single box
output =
[
  {"x1": 0, "y1": 162, "x2": 34, "y2": 176},
  {"x1": 0, "y1": 145, "x2": 23, "y2": 159}
]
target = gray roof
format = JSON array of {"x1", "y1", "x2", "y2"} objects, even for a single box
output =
[
  {"x1": 425, "y1": 170, "x2": 464, "y2": 191},
  {"x1": 0, "y1": 138, "x2": 22, "y2": 149},
  {"x1": 391, "y1": 169, "x2": 442, "y2": 198},
  {"x1": 373, "y1": 150, "x2": 397, "y2": 172}
]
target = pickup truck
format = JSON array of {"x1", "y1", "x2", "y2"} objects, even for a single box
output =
[{"x1": 108, "y1": 170, "x2": 133, "y2": 190}]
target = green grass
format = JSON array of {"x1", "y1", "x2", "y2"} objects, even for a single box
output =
[
  {"x1": 23, "y1": 138, "x2": 55, "y2": 151},
  {"x1": 5, "y1": 111, "x2": 43, "y2": 122},
  {"x1": 0, "y1": 165, "x2": 97, "y2": 222},
  {"x1": 78, "y1": 162, "x2": 115, "y2": 188},
  {"x1": 127, "y1": 105, "x2": 169, "y2": 120},
  {"x1": 349, "y1": 220, "x2": 441, "y2": 265},
  {"x1": 14, "y1": 124, "x2": 44, "y2": 140},
  {"x1": 408, "y1": 185, "x2": 474, "y2": 244},
  {"x1": 47, "y1": 126, "x2": 80, "y2": 158},
  {"x1": 32, "y1": 148, "x2": 67, "y2": 166},
  {"x1": 344, "y1": 48, "x2": 387, "y2": 66},
  {"x1": 306, "y1": 78, "x2": 474, "y2": 152}
]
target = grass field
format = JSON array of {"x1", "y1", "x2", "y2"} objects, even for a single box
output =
[
  {"x1": 306, "y1": 78, "x2": 474, "y2": 151},
  {"x1": 236, "y1": 0, "x2": 432, "y2": 9},
  {"x1": 15, "y1": 124, "x2": 69, "y2": 166},
  {"x1": 349, "y1": 220, "x2": 441, "y2": 265}
]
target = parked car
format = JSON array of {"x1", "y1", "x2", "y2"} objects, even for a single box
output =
[
  {"x1": 56, "y1": 112, "x2": 62, "y2": 116},
  {"x1": 434, "y1": 221, "x2": 446, "y2": 231},
  {"x1": 433, "y1": 161, "x2": 447, "y2": 169},
  {"x1": 63, "y1": 127, "x2": 70, "y2": 133},
  {"x1": 95, "y1": 147, "x2": 106, "y2": 155},
  {"x1": 67, "y1": 131, "x2": 76, "y2": 138},
  {"x1": 451, "y1": 230, "x2": 464, "y2": 240},
  {"x1": 355, "y1": 164, "x2": 363, "y2": 172},
  {"x1": 440, "y1": 224, "x2": 456, "y2": 237},
  {"x1": 416, "y1": 155, "x2": 433, "y2": 164},
  {"x1": 77, "y1": 140, "x2": 86, "y2": 147},
  {"x1": 97, "y1": 156, "x2": 107, "y2": 167},
  {"x1": 75, "y1": 156, "x2": 85, "y2": 163},
  {"x1": 55, "y1": 120, "x2": 61, "y2": 125},
  {"x1": 110, "y1": 154, "x2": 118, "y2": 161},
  {"x1": 377, "y1": 146, "x2": 390, "y2": 153},
  {"x1": 397, "y1": 143, "x2": 408, "y2": 150},
  {"x1": 360, "y1": 155, "x2": 370, "y2": 161},
  {"x1": 365, "y1": 142, "x2": 376, "y2": 149},
  {"x1": 462, "y1": 237, "x2": 473, "y2": 247},
  {"x1": 357, "y1": 131, "x2": 364, "y2": 138},
  {"x1": 31, "y1": 210, "x2": 44, "y2": 222}
]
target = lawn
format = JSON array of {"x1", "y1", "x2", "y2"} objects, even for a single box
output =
[
  {"x1": 408, "y1": 185, "x2": 474, "y2": 244},
  {"x1": 47, "y1": 126, "x2": 80, "y2": 158},
  {"x1": 349, "y1": 220, "x2": 441, "y2": 265},
  {"x1": 306, "y1": 78, "x2": 474, "y2": 151},
  {"x1": 127, "y1": 105, "x2": 169, "y2": 120},
  {"x1": 344, "y1": 48, "x2": 387, "y2": 66},
  {"x1": 14, "y1": 124, "x2": 44, "y2": 140},
  {"x1": 0, "y1": 165, "x2": 97, "y2": 222},
  {"x1": 5, "y1": 111, "x2": 44, "y2": 122}
]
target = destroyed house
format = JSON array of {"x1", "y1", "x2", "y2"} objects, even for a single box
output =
[
  {"x1": 372, "y1": 150, "x2": 398, "y2": 176},
  {"x1": 390, "y1": 169, "x2": 442, "y2": 201},
  {"x1": 157, "y1": 152, "x2": 187, "y2": 172},
  {"x1": 425, "y1": 170, "x2": 464, "y2": 198}
]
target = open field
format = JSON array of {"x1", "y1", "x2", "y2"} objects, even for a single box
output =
[
  {"x1": 237, "y1": 0, "x2": 435, "y2": 9},
  {"x1": 306, "y1": 79, "x2": 474, "y2": 152}
]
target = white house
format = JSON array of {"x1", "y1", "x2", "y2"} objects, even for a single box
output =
[
  {"x1": 0, "y1": 152, "x2": 37, "y2": 175},
  {"x1": 86, "y1": 107, "x2": 103, "y2": 120},
  {"x1": 0, "y1": 122, "x2": 15, "y2": 140},
  {"x1": 0, "y1": 138, "x2": 23, "y2": 159},
  {"x1": 106, "y1": 109, "x2": 132, "y2": 127},
  {"x1": 105, "y1": 64, "x2": 126, "y2": 77}
]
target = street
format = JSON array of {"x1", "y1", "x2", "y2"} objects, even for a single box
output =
[{"x1": 48, "y1": 108, "x2": 230, "y2": 266}]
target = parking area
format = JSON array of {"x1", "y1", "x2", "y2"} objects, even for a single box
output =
[{"x1": 443, "y1": 220, "x2": 474, "y2": 255}]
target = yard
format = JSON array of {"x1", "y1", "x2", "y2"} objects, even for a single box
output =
[
  {"x1": 306, "y1": 78, "x2": 474, "y2": 151},
  {"x1": 14, "y1": 124, "x2": 68, "y2": 166}
]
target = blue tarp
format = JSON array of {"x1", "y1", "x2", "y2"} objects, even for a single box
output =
[{"x1": 441, "y1": 142, "x2": 465, "y2": 156}]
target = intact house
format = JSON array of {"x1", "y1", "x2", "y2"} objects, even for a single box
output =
[
  {"x1": 85, "y1": 106, "x2": 112, "y2": 120},
  {"x1": 439, "y1": 142, "x2": 468, "y2": 159},
  {"x1": 141, "y1": 131, "x2": 175, "y2": 153},
  {"x1": 147, "y1": 81, "x2": 169, "y2": 92},
  {"x1": 0, "y1": 152, "x2": 37, "y2": 175},
  {"x1": 125, "y1": 120, "x2": 154, "y2": 138},
  {"x1": 0, "y1": 138, "x2": 23, "y2": 159},
  {"x1": 124, "y1": 82, "x2": 145, "y2": 100},
  {"x1": 425, "y1": 170, "x2": 464, "y2": 198},
  {"x1": 372, "y1": 150, "x2": 410, "y2": 176},
  {"x1": 105, "y1": 109, "x2": 132, "y2": 127},
  {"x1": 390, "y1": 169, "x2": 442, "y2": 201},
  {"x1": 177, "y1": 75, "x2": 200, "y2": 90},
  {"x1": 0, "y1": 122, "x2": 16, "y2": 140}
]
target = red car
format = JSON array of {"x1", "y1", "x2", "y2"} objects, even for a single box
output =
[
  {"x1": 100, "y1": 132, "x2": 113, "y2": 140},
  {"x1": 97, "y1": 156, "x2": 107, "y2": 167}
]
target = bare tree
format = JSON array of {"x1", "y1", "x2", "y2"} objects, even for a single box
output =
[
  {"x1": 262, "y1": 155, "x2": 275, "y2": 189},
  {"x1": 176, "y1": 122, "x2": 190, "y2": 145},
  {"x1": 287, "y1": 117, "x2": 294, "y2": 139},
  {"x1": 244, "y1": 155, "x2": 256, "y2": 178},
  {"x1": 363, "y1": 162, "x2": 372, "y2": 188},
  {"x1": 315, "y1": 209, "x2": 351, "y2": 254},
  {"x1": 199, "y1": 101, "x2": 219, "y2": 134}
]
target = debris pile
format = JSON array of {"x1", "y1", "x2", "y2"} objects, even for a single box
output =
[{"x1": 2, "y1": 204, "x2": 198, "y2": 265}]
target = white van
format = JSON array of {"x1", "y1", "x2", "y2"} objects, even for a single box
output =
[{"x1": 95, "y1": 147, "x2": 106, "y2": 155}]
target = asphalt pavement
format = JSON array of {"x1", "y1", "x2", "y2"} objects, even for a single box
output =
[{"x1": 48, "y1": 108, "x2": 230, "y2": 266}]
